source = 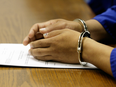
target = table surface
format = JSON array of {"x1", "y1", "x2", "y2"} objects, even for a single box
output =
[{"x1": 0, "y1": 0, "x2": 115, "y2": 87}]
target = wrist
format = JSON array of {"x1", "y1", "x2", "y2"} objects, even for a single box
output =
[
  {"x1": 73, "y1": 21, "x2": 83, "y2": 32},
  {"x1": 73, "y1": 19, "x2": 86, "y2": 32},
  {"x1": 77, "y1": 31, "x2": 90, "y2": 65},
  {"x1": 81, "y1": 37, "x2": 93, "y2": 62}
]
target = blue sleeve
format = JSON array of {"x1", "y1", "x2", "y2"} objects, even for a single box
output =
[
  {"x1": 87, "y1": 0, "x2": 105, "y2": 15},
  {"x1": 93, "y1": 5, "x2": 116, "y2": 41},
  {"x1": 110, "y1": 48, "x2": 116, "y2": 80}
]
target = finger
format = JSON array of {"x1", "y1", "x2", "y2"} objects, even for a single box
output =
[
  {"x1": 23, "y1": 34, "x2": 38, "y2": 45},
  {"x1": 23, "y1": 36, "x2": 33, "y2": 46},
  {"x1": 39, "y1": 19, "x2": 57, "y2": 28},
  {"x1": 43, "y1": 30, "x2": 63, "y2": 38},
  {"x1": 29, "y1": 48, "x2": 51, "y2": 57},
  {"x1": 24, "y1": 19, "x2": 58, "y2": 46},
  {"x1": 34, "y1": 55, "x2": 52, "y2": 61},
  {"x1": 30, "y1": 39, "x2": 51, "y2": 48},
  {"x1": 40, "y1": 21, "x2": 66, "y2": 34},
  {"x1": 28, "y1": 23, "x2": 40, "y2": 39},
  {"x1": 23, "y1": 36, "x2": 30, "y2": 46},
  {"x1": 23, "y1": 32, "x2": 44, "y2": 46},
  {"x1": 35, "y1": 32, "x2": 43, "y2": 39},
  {"x1": 28, "y1": 20, "x2": 57, "y2": 38}
]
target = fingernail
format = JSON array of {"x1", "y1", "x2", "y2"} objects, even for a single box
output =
[
  {"x1": 28, "y1": 51, "x2": 31, "y2": 55},
  {"x1": 40, "y1": 28, "x2": 46, "y2": 32},
  {"x1": 30, "y1": 44, "x2": 33, "y2": 48},
  {"x1": 43, "y1": 33, "x2": 48, "y2": 37}
]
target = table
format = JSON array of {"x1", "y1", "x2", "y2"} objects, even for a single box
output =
[{"x1": 0, "y1": 0, "x2": 115, "y2": 87}]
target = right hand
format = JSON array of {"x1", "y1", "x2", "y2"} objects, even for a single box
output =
[{"x1": 29, "y1": 29, "x2": 81, "y2": 63}]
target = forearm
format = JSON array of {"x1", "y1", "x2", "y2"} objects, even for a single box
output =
[
  {"x1": 82, "y1": 37, "x2": 114, "y2": 76},
  {"x1": 85, "y1": 19, "x2": 111, "y2": 42}
]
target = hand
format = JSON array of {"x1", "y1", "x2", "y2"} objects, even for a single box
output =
[
  {"x1": 29, "y1": 29, "x2": 81, "y2": 63},
  {"x1": 23, "y1": 19, "x2": 82, "y2": 46}
]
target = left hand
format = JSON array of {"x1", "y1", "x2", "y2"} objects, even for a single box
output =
[
  {"x1": 23, "y1": 19, "x2": 82, "y2": 46},
  {"x1": 29, "y1": 29, "x2": 80, "y2": 63}
]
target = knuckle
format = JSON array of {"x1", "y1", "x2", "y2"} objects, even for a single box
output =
[
  {"x1": 31, "y1": 23, "x2": 38, "y2": 29},
  {"x1": 62, "y1": 22, "x2": 67, "y2": 26},
  {"x1": 34, "y1": 23, "x2": 38, "y2": 26},
  {"x1": 57, "y1": 21, "x2": 67, "y2": 29},
  {"x1": 57, "y1": 19, "x2": 64, "y2": 21}
]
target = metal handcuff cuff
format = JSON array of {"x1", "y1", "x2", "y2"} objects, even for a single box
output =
[{"x1": 74, "y1": 19, "x2": 90, "y2": 66}]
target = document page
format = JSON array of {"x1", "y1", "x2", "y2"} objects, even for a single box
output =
[{"x1": 0, "y1": 44, "x2": 97, "y2": 69}]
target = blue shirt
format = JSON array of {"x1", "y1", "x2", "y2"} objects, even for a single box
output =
[{"x1": 87, "y1": 0, "x2": 116, "y2": 80}]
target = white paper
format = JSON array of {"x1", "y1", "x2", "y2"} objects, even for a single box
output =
[{"x1": 0, "y1": 44, "x2": 97, "y2": 69}]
